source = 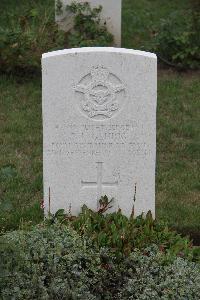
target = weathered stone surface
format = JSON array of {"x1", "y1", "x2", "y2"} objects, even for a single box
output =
[
  {"x1": 55, "y1": 0, "x2": 122, "y2": 46},
  {"x1": 42, "y1": 47, "x2": 157, "y2": 217}
]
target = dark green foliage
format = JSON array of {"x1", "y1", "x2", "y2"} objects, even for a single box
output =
[
  {"x1": 65, "y1": 2, "x2": 113, "y2": 47},
  {"x1": 151, "y1": 9, "x2": 200, "y2": 69},
  {"x1": 46, "y1": 197, "x2": 198, "y2": 262},
  {"x1": 0, "y1": 8, "x2": 65, "y2": 74},
  {"x1": 0, "y1": 3, "x2": 113, "y2": 75},
  {"x1": 55, "y1": 0, "x2": 63, "y2": 16}
]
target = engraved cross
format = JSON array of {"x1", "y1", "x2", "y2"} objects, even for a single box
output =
[{"x1": 81, "y1": 162, "x2": 118, "y2": 200}]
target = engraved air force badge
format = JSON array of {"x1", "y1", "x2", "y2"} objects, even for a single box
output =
[{"x1": 75, "y1": 65, "x2": 125, "y2": 120}]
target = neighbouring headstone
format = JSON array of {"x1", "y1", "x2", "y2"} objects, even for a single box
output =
[
  {"x1": 42, "y1": 47, "x2": 157, "y2": 217},
  {"x1": 55, "y1": 0, "x2": 122, "y2": 46}
]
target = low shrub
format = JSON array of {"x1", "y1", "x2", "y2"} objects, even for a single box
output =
[
  {"x1": 118, "y1": 246, "x2": 200, "y2": 299},
  {"x1": 0, "y1": 224, "x2": 105, "y2": 299},
  {"x1": 47, "y1": 197, "x2": 198, "y2": 262},
  {"x1": 0, "y1": 9, "x2": 65, "y2": 75},
  {"x1": 0, "y1": 3, "x2": 113, "y2": 75},
  {"x1": 1, "y1": 222, "x2": 200, "y2": 299},
  {"x1": 65, "y1": 2, "x2": 113, "y2": 47},
  {"x1": 151, "y1": 9, "x2": 200, "y2": 69}
]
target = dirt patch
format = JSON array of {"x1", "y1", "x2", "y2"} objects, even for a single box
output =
[{"x1": 158, "y1": 66, "x2": 200, "y2": 80}]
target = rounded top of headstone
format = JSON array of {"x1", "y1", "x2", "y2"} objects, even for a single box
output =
[{"x1": 42, "y1": 47, "x2": 157, "y2": 60}]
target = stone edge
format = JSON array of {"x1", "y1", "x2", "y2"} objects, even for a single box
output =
[{"x1": 42, "y1": 47, "x2": 157, "y2": 60}]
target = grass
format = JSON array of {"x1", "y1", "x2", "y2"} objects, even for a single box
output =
[
  {"x1": 1, "y1": 72, "x2": 199, "y2": 235},
  {"x1": 156, "y1": 71, "x2": 200, "y2": 239},
  {"x1": 0, "y1": 76, "x2": 43, "y2": 230},
  {"x1": 122, "y1": 0, "x2": 189, "y2": 49},
  {"x1": 0, "y1": 0, "x2": 199, "y2": 237}
]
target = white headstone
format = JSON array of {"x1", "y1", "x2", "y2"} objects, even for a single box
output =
[
  {"x1": 55, "y1": 0, "x2": 122, "y2": 46},
  {"x1": 42, "y1": 47, "x2": 157, "y2": 217}
]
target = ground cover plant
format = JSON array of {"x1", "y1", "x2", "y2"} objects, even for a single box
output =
[
  {"x1": 47, "y1": 197, "x2": 200, "y2": 263},
  {"x1": 1, "y1": 205, "x2": 200, "y2": 299},
  {"x1": 0, "y1": 0, "x2": 199, "y2": 239}
]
